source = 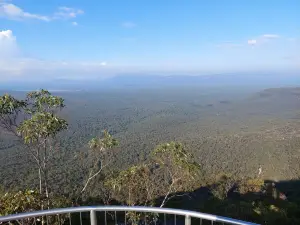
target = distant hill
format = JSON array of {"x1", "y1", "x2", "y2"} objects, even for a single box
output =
[
  {"x1": 1, "y1": 72, "x2": 299, "y2": 91},
  {"x1": 253, "y1": 87, "x2": 300, "y2": 98},
  {"x1": 104, "y1": 73, "x2": 300, "y2": 87},
  {"x1": 228, "y1": 87, "x2": 300, "y2": 120}
]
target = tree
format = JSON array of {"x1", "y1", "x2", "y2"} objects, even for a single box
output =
[
  {"x1": 106, "y1": 142, "x2": 201, "y2": 208},
  {"x1": 0, "y1": 94, "x2": 27, "y2": 135},
  {"x1": 210, "y1": 173, "x2": 236, "y2": 200},
  {"x1": 77, "y1": 130, "x2": 118, "y2": 200},
  {"x1": 105, "y1": 164, "x2": 155, "y2": 206},
  {"x1": 0, "y1": 189, "x2": 70, "y2": 225},
  {"x1": 105, "y1": 164, "x2": 159, "y2": 225},
  {"x1": 151, "y1": 142, "x2": 201, "y2": 207},
  {"x1": 0, "y1": 90, "x2": 68, "y2": 211}
]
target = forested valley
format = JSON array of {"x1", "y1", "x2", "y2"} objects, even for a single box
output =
[{"x1": 1, "y1": 86, "x2": 300, "y2": 225}]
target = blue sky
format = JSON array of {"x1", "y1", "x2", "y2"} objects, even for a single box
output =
[{"x1": 0, "y1": 0, "x2": 299, "y2": 81}]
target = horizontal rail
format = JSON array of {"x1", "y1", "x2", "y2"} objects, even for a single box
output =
[{"x1": 0, "y1": 205, "x2": 260, "y2": 225}]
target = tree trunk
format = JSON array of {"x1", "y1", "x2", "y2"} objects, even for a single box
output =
[
  {"x1": 43, "y1": 139, "x2": 50, "y2": 209},
  {"x1": 38, "y1": 167, "x2": 43, "y2": 196},
  {"x1": 44, "y1": 168, "x2": 50, "y2": 209}
]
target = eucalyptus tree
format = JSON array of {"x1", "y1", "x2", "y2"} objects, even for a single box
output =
[
  {"x1": 77, "y1": 130, "x2": 118, "y2": 200},
  {"x1": 0, "y1": 90, "x2": 68, "y2": 209},
  {"x1": 106, "y1": 141, "x2": 201, "y2": 208}
]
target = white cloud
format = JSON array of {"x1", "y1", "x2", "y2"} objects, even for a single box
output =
[
  {"x1": 0, "y1": 30, "x2": 108, "y2": 81},
  {"x1": 0, "y1": 2, "x2": 83, "y2": 22},
  {"x1": 218, "y1": 34, "x2": 280, "y2": 48},
  {"x1": 79, "y1": 62, "x2": 108, "y2": 67},
  {"x1": 121, "y1": 21, "x2": 136, "y2": 28},
  {"x1": 0, "y1": 30, "x2": 19, "y2": 58},
  {"x1": 54, "y1": 7, "x2": 84, "y2": 20},
  {"x1": 0, "y1": 29, "x2": 14, "y2": 40},
  {"x1": 72, "y1": 21, "x2": 78, "y2": 26},
  {"x1": 247, "y1": 39, "x2": 257, "y2": 45},
  {"x1": 262, "y1": 34, "x2": 280, "y2": 39},
  {"x1": 0, "y1": 3, "x2": 50, "y2": 21},
  {"x1": 247, "y1": 34, "x2": 280, "y2": 46}
]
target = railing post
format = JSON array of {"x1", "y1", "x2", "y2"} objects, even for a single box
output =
[
  {"x1": 185, "y1": 215, "x2": 191, "y2": 225},
  {"x1": 90, "y1": 210, "x2": 97, "y2": 225}
]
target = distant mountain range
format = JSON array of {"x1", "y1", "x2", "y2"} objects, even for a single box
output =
[{"x1": 1, "y1": 72, "x2": 300, "y2": 91}]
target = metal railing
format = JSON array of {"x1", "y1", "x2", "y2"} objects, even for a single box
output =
[{"x1": 0, "y1": 206, "x2": 260, "y2": 225}]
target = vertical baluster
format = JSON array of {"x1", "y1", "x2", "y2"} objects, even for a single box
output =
[
  {"x1": 90, "y1": 210, "x2": 97, "y2": 225},
  {"x1": 164, "y1": 214, "x2": 166, "y2": 225},
  {"x1": 199, "y1": 218, "x2": 202, "y2": 225},
  {"x1": 174, "y1": 215, "x2": 176, "y2": 225},
  {"x1": 34, "y1": 217, "x2": 37, "y2": 225},
  {"x1": 69, "y1": 213, "x2": 72, "y2": 225},
  {"x1": 80, "y1": 212, "x2": 83, "y2": 225},
  {"x1": 115, "y1": 211, "x2": 117, "y2": 225},
  {"x1": 105, "y1": 211, "x2": 107, "y2": 225},
  {"x1": 185, "y1": 216, "x2": 191, "y2": 225},
  {"x1": 211, "y1": 220, "x2": 213, "y2": 225}
]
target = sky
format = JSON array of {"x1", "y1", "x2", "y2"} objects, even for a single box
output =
[{"x1": 0, "y1": 0, "x2": 299, "y2": 81}]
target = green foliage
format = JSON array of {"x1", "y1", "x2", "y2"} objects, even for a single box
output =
[
  {"x1": 0, "y1": 189, "x2": 69, "y2": 215},
  {"x1": 0, "y1": 89, "x2": 68, "y2": 143},
  {"x1": 107, "y1": 142, "x2": 201, "y2": 207},
  {"x1": 152, "y1": 142, "x2": 201, "y2": 193},
  {"x1": 85, "y1": 130, "x2": 119, "y2": 171},
  {"x1": 89, "y1": 130, "x2": 118, "y2": 150},
  {"x1": 17, "y1": 112, "x2": 68, "y2": 144},
  {"x1": 0, "y1": 189, "x2": 70, "y2": 225},
  {"x1": 210, "y1": 173, "x2": 236, "y2": 200},
  {"x1": 0, "y1": 190, "x2": 40, "y2": 216},
  {"x1": 77, "y1": 130, "x2": 119, "y2": 200},
  {"x1": 105, "y1": 164, "x2": 153, "y2": 206},
  {"x1": 0, "y1": 94, "x2": 27, "y2": 115},
  {"x1": 26, "y1": 89, "x2": 65, "y2": 113},
  {"x1": 152, "y1": 142, "x2": 200, "y2": 175},
  {"x1": 0, "y1": 94, "x2": 27, "y2": 134}
]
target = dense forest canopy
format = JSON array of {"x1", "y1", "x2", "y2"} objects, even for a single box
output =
[{"x1": 1, "y1": 85, "x2": 300, "y2": 224}]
